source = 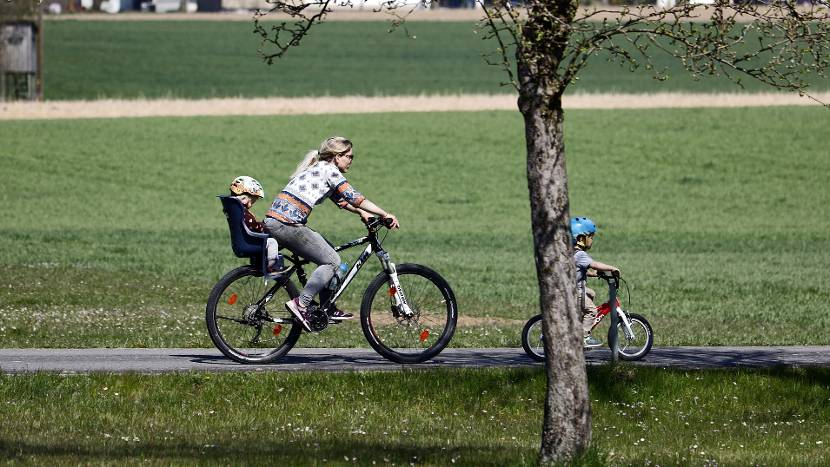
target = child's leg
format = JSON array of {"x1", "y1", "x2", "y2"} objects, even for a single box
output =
[
  {"x1": 585, "y1": 286, "x2": 596, "y2": 302},
  {"x1": 265, "y1": 238, "x2": 280, "y2": 270},
  {"x1": 581, "y1": 287, "x2": 599, "y2": 337}
]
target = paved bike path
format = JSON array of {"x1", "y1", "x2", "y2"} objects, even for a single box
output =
[{"x1": 1, "y1": 346, "x2": 829, "y2": 374}]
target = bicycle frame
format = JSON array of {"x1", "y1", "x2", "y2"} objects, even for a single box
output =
[
  {"x1": 592, "y1": 273, "x2": 636, "y2": 341},
  {"x1": 328, "y1": 233, "x2": 413, "y2": 316},
  {"x1": 594, "y1": 299, "x2": 637, "y2": 340},
  {"x1": 256, "y1": 220, "x2": 413, "y2": 318}
]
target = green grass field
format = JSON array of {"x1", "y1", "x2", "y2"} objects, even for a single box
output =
[
  {"x1": 42, "y1": 20, "x2": 830, "y2": 100},
  {"x1": 6, "y1": 19, "x2": 830, "y2": 467},
  {"x1": 1, "y1": 367, "x2": 827, "y2": 465},
  {"x1": 1, "y1": 106, "x2": 828, "y2": 348}
]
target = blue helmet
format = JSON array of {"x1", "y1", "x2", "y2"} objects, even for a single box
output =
[{"x1": 570, "y1": 217, "x2": 596, "y2": 244}]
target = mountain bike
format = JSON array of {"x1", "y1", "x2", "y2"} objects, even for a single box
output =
[
  {"x1": 206, "y1": 217, "x2": 458, "y2": 364},
  {"x1": 521, "y1": 272, "x2": 653, "y2": 362}
]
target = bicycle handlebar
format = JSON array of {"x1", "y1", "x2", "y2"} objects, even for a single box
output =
[{"x1": 365, "y1": 216, "x2": 395, "y2": 232}]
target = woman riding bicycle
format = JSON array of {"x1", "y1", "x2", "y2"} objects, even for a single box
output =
[{"x1": 263, "y1": 136, "x2": 399, "y2": 332}]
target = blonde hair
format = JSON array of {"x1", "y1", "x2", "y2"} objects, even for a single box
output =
[{"x1": 290, "y1": 136, "x2": 352, "y2": 179}]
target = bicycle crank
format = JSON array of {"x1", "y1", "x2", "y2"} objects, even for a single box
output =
[{"x1": 307, "y1": 306, "x2": 329, "y2": 333}]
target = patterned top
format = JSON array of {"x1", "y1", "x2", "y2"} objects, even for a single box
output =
[
  {"x1": 267, "y1": 161, "x2": 365, "y2": 225},
  {"x1": 243, "y1": 209, "x2": 264, "y2": 233}
]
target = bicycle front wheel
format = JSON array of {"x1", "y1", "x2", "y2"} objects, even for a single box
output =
[
  {"x1": 610, "y1": 312, "x2": 653, "y2": 361},
  {"x1": 361, "y1": 263, "x2": 457, "y2": 364},
  {"x1": 206, "y1": 266, "x2": 302, "y2": 364},
  {"x1": 521, "y1": 314, "x2": 545, "y2": 362}
]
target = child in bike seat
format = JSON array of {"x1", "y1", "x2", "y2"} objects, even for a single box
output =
[
  {"x1": 229, "y1": 176, "x2": 285, "y2": 277},
  {"x1": 571, "y1": 217, "x2": 621, "y2": 349}
]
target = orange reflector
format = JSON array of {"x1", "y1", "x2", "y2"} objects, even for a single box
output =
[
  {"x1": 273, "y1": 325, "x2": 283, "y2": 336},
  {"x1": 388, "y1": 287, "x2": 397, "y2": 297},
  {"x1": 227, "y1": 293, "x2": 238, "y2": 305},
  {"x1": 419, "y1": 329, "x2": 430, "y2": 342}
]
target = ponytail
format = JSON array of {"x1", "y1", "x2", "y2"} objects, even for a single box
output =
[
  {"x1": 289, "y1": 137, "x2": 352, "y2": 180},
  {"x1": 290, "y1": 150, "x2": 319, "y2": 179}
]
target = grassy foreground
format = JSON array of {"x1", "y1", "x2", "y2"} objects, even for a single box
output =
[
  {"x1": 42, "y1": 20, "x2": 830, "y2": 100},
  {"x1": 1, "y1": 106, "x2": 829, "y2": 348},
  {"x1": 0, "y1": 366, "x2": 827, "y2": 465}
]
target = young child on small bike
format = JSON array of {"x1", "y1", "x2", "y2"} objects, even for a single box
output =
[
  {"x1": 229, "y1": 176, "x2": 284, "y2": 277},
  {"x1": 571, "y1": 216, "x2": 620, "y2": 348}
]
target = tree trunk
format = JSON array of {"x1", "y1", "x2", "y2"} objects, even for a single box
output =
[{"x1": 519, "y1": 75, "x2": 592, "y2": 465}]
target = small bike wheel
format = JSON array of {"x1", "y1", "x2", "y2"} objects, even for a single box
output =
[
  {"x1": 206, "y1": 266, "x2": 302, "y2": 364},
  {"x1": 521, "y1": 314, "x2": 545, "y2": 362},
  {"x1": 360, "y1": 263, "x2": 457, "y2": 364},
  {"x1": 610, "y1": 312, "x2": 653, "y2": 361}
]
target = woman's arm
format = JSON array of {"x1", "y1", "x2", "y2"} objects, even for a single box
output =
[
  {"x1": 340, "y1": 203, "x2": 374, "y2": 223},
  {"x1": 356, "y1": 199, "x2": 399, "y2": 229},
  {"x1": 328, "y1": 169, "x2": 399, "y2": 229}
]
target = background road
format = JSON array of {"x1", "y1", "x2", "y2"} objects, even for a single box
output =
[{"x1": 2, "y1": 346, "x2": 829, "y2": 374}]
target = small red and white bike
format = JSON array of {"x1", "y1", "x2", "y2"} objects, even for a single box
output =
[{"x1": 521, "y1": 272, "x2": 654, "y2": 362}]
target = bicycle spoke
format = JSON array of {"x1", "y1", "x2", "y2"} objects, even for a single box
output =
[
  {"x1": 362, "y1": 265, "x2": 457, "y2": 363},
  {"x1": 613, "y1": 314, "x2": 653, "y2": 361},
  {"x1": 250, "y1": 325, "x2": 263, "y2": 345},
  {"x1": 207, "y1": 267, "x2": 302, "y2": 363},
  {"x1": 216, "y1": 315, "x2": 249, "y2": 325}
]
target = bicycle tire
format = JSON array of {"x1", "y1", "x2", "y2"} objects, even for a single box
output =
[
  {"x1": 206, "y1": 265, "x2": 302, "y2": 364},
  {"x1": 360, "y1": 263, "x2": 457, "y2": 364},
  {"x1": 610, "y1": 312, "x2": 653, "y2": 361},
  {"x1": 521, "y1": 314, "x2": 545, "y2": 362}
]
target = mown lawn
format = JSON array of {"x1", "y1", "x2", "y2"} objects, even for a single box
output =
[
  {"x1": 0, "y1": 367, "x2": 827, "y2": 465},
  {"x1": 1, "y1": 106, "x2": 828, "y2": 348},
  {"x1": 42, "y1": 19, "x2": 830, "y2": 100}
]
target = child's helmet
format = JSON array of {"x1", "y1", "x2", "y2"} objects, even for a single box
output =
[
  {"x1": 230, "y1": 176, "x2": 264, "y2": 199},
  {"x1": 570, "y1": 217, "x2": 597, "y2": 244}
]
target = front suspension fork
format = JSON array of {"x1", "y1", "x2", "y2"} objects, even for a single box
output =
[{"x1": 376, "y1": 251, "x2": 414, "y2": 318}]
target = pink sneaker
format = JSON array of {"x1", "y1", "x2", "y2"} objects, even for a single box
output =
[{"x1": 285, "y1": 298, "x2": 312, "y2": 332}]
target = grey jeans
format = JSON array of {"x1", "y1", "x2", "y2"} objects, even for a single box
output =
[{"x1": 264, "y1": 218, "x2": 340, "y2": 307}]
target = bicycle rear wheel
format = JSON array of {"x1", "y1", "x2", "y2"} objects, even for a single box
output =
[
  {"x1": 206, "y1": 266, "x2": 302, "y2": 364},
  {"x1": 611, "y1": 312, "x2": 653, "y2": 361},
  {"x1": 360, "y1": 263, "x2": 457, "y2": 364},
  {"x1": 521, "y1": 314, "x2": 545, "y2": 362}
]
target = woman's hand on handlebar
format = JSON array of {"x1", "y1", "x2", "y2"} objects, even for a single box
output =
[
  {"x1": 355, "y1": 199, "x2": 398, "y2": 229},
  {"x1": 358, "y1": 210, "x2": 374, "y2": 225},
  {"x1": 364, "y1": 215, "x2": 399, "y2": 231},
  {"x1": 382, "y1": 213, "x2": 399, "y2": 229}
]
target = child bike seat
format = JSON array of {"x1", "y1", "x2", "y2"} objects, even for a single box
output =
[{"x1": 218, "y1": 195, "x2": 269, "y2": 276}]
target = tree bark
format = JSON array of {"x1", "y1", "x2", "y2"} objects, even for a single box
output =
[{"x1": 518, "y1": 70, "x2": 591, "y2": 465}]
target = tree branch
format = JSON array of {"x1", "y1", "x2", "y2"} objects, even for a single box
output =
[
  {"x1": 553, "y1": 1, "x2": 830, "y2": 102},
  {"x1": 253, "y1": 0, "x2": 335, "y2": 63},
  {"x1": 479, "y1": 0, "x2": 521, "y2": 91}
]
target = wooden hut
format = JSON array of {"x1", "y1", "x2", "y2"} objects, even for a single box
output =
[{"x1": 0, "y1": 1, "x2": 42, "y2": 101}]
